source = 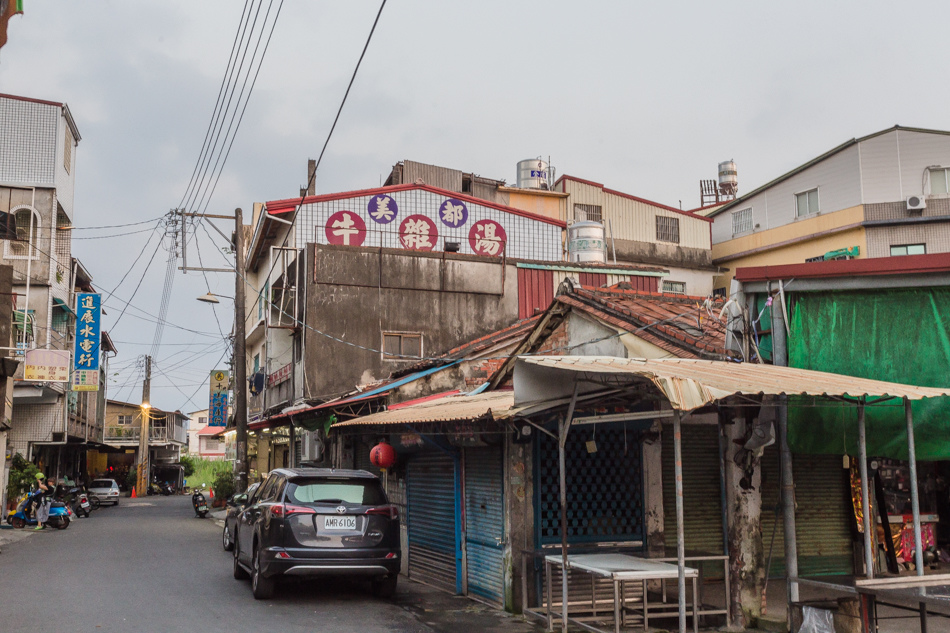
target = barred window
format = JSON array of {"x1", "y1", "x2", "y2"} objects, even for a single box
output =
[
  {"x1": 574, "y1": 204, "x2": 603, "y2": 222},
  {"x1": 64, "y1": 126, "x2": 73, "y2": 174},
  {"x1": 656, "y1": 215, "x2": 679, "y2": 243},
  {"x1": 732, "y1": 208, "x2": 753, "y2": 235},
  {"x1": 7, "y1": 208, "x2": 39, "y2": 258},
  {"x1": 662, "y1": 280, "x2": 686, "y2": 295}
]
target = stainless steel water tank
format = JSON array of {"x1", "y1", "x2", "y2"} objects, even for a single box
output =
[
  {"x1": 567, "y1": 221, "x2": 606, "y2": 263},
  {"x1": 517, "y1": 158, "x2": 549, "y2": 189}
]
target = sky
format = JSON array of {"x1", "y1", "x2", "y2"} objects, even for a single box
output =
[{"x1": 1, "y1": 0, "x2": 948, "y2": 412}]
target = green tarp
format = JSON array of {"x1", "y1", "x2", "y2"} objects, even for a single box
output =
[{"x1": 787, "y1": 288, "x2": 950, "y2": 460}]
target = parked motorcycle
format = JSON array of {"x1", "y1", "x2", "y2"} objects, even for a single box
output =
[
  {"x1": 192, "y1": 486, "x2": 209, "y2": 518},
  {"x1": 65, "y1": 486, "x2": 92, "y2": 518},
  {"x1": 6, "y1": 490, "x2": 71, "y2": 529}
]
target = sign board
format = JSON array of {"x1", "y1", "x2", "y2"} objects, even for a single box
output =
[
  {"x1": 72, "y1": 293, "x2": 101, "y2": 391},
  {"x1": 24, "y1": 349, "x2": 70, "y2": 382},
  {"x1": 209, "y1": 369, "x2": 229, "y2": 427},
  {"x1": 267, "y1": 363, "x2": 292, "y2": 387}
]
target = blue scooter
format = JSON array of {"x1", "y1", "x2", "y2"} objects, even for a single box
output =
[{"x1": 6, "y1": 490, "x2": 71, "y2": 529}]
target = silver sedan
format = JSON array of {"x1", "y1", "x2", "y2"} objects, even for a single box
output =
[{"x1": 89, "y1": 478, "x2": 121, "y2": 506}]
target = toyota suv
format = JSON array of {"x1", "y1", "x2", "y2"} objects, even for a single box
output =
[{"x1": 231, "y1": 468, "x2": 400, "y2": 600}]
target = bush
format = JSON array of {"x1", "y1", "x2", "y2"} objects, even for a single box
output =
[
  {"x1": 125, "y1": 467, "x2": 137, "y2": 492},
  {"x1": 6, "y1": 453, "x2": 40, "y2": 501},
  {"x1": 212, "y1": 469, "x2": 236, "y2": 501},
  {"x1": 180, "y1": 455, "x2": 196, "y2": 478}
]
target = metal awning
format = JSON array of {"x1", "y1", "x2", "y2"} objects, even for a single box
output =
[
  {"x1": 332, "y1": 390, "x2": 516, "y2": 427},
  {"x1": 514, "y1": 356, "x2": 950, "y2": 410}
]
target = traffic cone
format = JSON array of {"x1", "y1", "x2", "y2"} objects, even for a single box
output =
[
  {"x1": 209, "y1": 488, "x2": 214, "y2": 499},
  {"x1": 131, "y1": 486, "x2": 137, "y2": 499}
]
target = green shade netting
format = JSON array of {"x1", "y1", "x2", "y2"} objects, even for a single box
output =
[{"x1": 787, "y1": 288, "x2": 950, "y2": 460}]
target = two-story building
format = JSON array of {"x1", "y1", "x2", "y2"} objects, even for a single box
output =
[
  {"x1": 709, "y1": 125, "x2": 950, "y2": 292},
  {"x1": 96, "y1": 399, "x2": 187, "y2": 484}
]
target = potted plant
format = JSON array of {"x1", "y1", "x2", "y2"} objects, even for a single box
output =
[{"x1": 212, "y1": 469, "x2": 235, "y2": 508}]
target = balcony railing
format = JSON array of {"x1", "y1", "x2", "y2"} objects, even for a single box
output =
[{"x1": 104, "y1": 425, "x2": 186, "y2": 445}]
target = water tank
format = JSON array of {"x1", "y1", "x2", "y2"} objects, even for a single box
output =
[
  {"x1": 718, "y1": 160, "x2": 738, "y2": 195},
  {"x1": 517, "y1": 158, "x2": 549, "y2": 189},
  {"x1": 567, "y1": 221, "x2": 606, "y2": 263}
]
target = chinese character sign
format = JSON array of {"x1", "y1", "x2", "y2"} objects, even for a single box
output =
[
  {"x1": 439, "y1": 198, "x2": 468, "y2": 228},
  {"x1": 469, "y1": 220, "x2": 507, "y2": 257},
  {"x1": 73, "y1": 293, "x2": 101, "y2": 372},
  {"x1": 209, "y1": 369, "x2": 229, "y2": 427},
  {"x1": 399, "y1": 215, "x2": 437, "y2": 251},
  {"x1": 324, "y1": 210, "x2": 367, "y2": 247},
  {"x1": 367, "y1": 195, "x2": 398, "y2": 224}
]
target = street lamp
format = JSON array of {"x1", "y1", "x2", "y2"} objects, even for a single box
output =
[{"x1": 196, "y1": 292, "x2": 234, "y2": 304}]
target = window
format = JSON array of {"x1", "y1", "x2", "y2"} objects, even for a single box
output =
[
  {"x1": 286, "y1": 479, "x2": 387, "y2": 505},
  {"x1": 258, "y1": 282, "x2": 268, "y2": 320},
  {"x1": 930, "y1": 168, "x2": 950, "y2": 195},
  {"x1": 6, "y1": 208, "x2": 39, "y2": 258},
  {"x1": 117, "y1": 414, "x2": 133, "y2": 426},
  {"x1": 253, "y1": 354, "x2": 260, "y2": 373},
  {"x1": 382, "y1": 332, "x2": 422, "y2": 360},
  {"x1": 574, "y1": 204, "x2": 603, "y2": 223},
  {"x1": 199, "y1": 416, "x2": 207, "y2": 425},
  {"x1": 662, "y1": 281, "x2": 686, "y2": 295},
  {"x1": 203, "y1": 438, "x2": 221, "y2": 452},
  {"x1": 795, "y1": 188, "x2": 820, "y2": 217},
  {"x1": 890, "y1": 244, "x2": 926, "y2": 256},
  {"x1": 732, "y1": 208, "x2": 753, "y2": 235},
  {"x1": 655, "y1": 216, "x2": 680, "y2": 243},
  {"x1": 55, "y1": 213, "x2": 71, "y2": 271},
  {"x1": 64, "y1": 127, "x2": 73, "y2": 174},
  {"x1": 713, "y1": 287, "x2": 727, "y2": 298}
]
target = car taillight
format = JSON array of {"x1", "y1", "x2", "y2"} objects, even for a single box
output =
[
  {"x1": 366, "y1": 505, "x2": 398, "y2": 520},
  {"x1": 270, "y1": 504, "x2": 317, "y2": 519}
]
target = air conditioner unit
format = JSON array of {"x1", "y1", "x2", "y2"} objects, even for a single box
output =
[{"x1": 907, "y1": 195, "x2": 927, "y2": 214}]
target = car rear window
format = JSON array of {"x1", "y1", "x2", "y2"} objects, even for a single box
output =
[
  {"x1": 91, "y1": 480, "x2": 115, "y2": 488},
  {"x1": 285, "y1": 479, "x2": 386, "y2": 506}
]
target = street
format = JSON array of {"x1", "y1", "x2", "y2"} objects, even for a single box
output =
[{"x1": 0, "y1": 496, "x2": 539, "y2": 633}]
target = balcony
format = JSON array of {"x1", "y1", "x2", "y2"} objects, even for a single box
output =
[{"x1": 104, "y1": 424, "x2": 187, "y2": 446}]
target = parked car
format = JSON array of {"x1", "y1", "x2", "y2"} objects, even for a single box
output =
[
  {"x1": 88, "y1": 479, "x2": 121, "y2": 506},
  {"x1": 232, "y1": 468, "x2": 400, "y2": 600},
  {"x1": 222, "y1": 482, "x2": 260, "y2": 551}
]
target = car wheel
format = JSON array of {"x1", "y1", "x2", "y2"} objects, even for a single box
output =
[
  {"x1": 251, "y1": 544, "x2": 275, "y2": 600},
  {"x1": 372, "y1": 574, "x2": 398, "y2": 599},
  {"x1": 233, "y1": 544, "x2": 249, "y2": 580},
  {"x1": 222, "y1": 524, "x2": 234, "y2": 551}
]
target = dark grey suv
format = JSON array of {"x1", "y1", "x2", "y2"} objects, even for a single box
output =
[{"x1": 232, "y1": 468, "x2": 400, "y2": 600}]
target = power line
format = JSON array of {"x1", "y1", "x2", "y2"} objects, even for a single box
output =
[{"x1": 71, "y1": 217, "x2": 166, "y2": 231}]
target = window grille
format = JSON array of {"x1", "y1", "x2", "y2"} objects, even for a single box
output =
[
  {"x1": 663, "y1": 280, "x2": 686, "y2": 295},
  {"x1": 64, "y1": 126, "x2": 73, "y2": 174},
  {"x1": 382, "y1": 332, "x2": 422, "y2": 360},
  {"x1": 655, "y1": 216, "x2": 679, "y2": 243},
  {"x1": 732, "y1": 208, "x2": 753, "y2": 235},
  {"x1": 9, "y1": 209, "x2": 39, "y2": 257},
  {"x1": 574, "y1": 204, "x2": 603, "y2": 222}
]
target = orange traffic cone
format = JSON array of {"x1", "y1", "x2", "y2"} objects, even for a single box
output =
[
  {"x1": 131, "y1": 486, "x2": 137, "y2": 499},
  {"x1": 209, "y1": 488, "x2": 214, "y2": 499}
]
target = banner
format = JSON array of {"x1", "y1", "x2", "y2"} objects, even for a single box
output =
[
  {"x1": 24, "y1": 349, "x2": 69, "y2": 382},
  {"x1": 72, "y1": 293, "x2": 101, "y2": 391},
  {"x1": 209, "y1": 369, "x2": 229, "y2": 426}
]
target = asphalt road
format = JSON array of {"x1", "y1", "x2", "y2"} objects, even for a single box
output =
[{"x1": 0, "y1": 495, "x2": 436, "y2": 633}]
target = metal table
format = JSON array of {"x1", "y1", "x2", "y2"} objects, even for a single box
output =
[{"x1": 544, "y1": 553, "x2": 700, "y2": 633}]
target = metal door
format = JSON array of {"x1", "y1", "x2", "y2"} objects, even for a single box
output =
[
  {"x1": 464, "y1": 447, "x2": 505, "y2": 605},
  {"x1": 407, "y1": 450, "x2": 460, "y2": 593}
]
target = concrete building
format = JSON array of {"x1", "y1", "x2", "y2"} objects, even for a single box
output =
[
  {"x1": 708, "y1": 126, "x2": 950, "y2": 291},
  {"x1": 0, "y1": 93, "x2": 114, "y2": 481},
  {"x1": 95, "y1": 400, "x2": 188, "y2": 480}
]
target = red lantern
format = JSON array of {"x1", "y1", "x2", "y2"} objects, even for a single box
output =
[{"x1": 370, "y1": 442, "x2": 396, "y2": 469}]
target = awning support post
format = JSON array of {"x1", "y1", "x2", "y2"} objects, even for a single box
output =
[
  {"x1": 558, "y1": 382, "x2": 579, "y2": 633},
  {"x1": 778, "y1": 399, "x2": 799, "y2": 605},
  {"x1": 858, "y1": 400, "x2": 874, "y2": 579},
  {"x1": 673, "y1": 408, "x2": 687, "y2": 633},
  {"x1": 905, "y1": 397, "x2": 927, "y2": 632}
]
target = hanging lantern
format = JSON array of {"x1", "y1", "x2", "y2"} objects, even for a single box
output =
[{"x1": 370, "y1": 441, "x2": 396, "y2": 469}]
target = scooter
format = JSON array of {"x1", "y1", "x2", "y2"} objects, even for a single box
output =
[
  {"x1": 64, "y1": 486, "x2": 92, "y2": 518},
  {"x1": 6, "y1": 491, "x2": 72, "y2": 529},
  {"x1": 192, "y1": 486, "x2": 209, "y2": 518}
]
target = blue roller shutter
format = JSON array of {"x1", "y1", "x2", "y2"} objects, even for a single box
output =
[
  {"x1": 464, "y1": 447, "x2": 505, "y2": 605},
  {"x1": 407, "y1": 450, "x2": 460, "y2": 593}
]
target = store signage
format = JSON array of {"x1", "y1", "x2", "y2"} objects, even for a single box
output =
[
  {"x1": 24, "y1": 349, "x2": 69, "y2": 382},
  {"x1": 209, "y1": 369, "x2": 229, "y2": 427},
  {"x1": 72, "y1": 293, "x2": 101, "y2": 391},
  {"x1": 267, "y1": 363, "x2": 292, "y2": 387}
]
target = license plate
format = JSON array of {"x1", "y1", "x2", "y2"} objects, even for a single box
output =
[
  {"x1": 81, "y1": 502, "x2": 90, "y2": 508},
  {"x1": 198, "y1": 505, "x2": 208, "y2": 512},
  {"x1": 323, "y1": 516, "x2": 356, "y2": 530}
]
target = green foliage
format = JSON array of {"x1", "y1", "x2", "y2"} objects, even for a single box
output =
[
  {"x1": 179, "y1": 455, "x2": 196, "y2": 478},
  {"x1": 185, "y1": 457, "x2": 230, "y2": 490},
  {"x1": 6, "y1": 453, "x2": 40, "y2": 501},
  {"x1": 212, "y1": 469, "x2": 236, "y2": 501},
  {"x1": 125, "y1": 468, "x2": 137, "y2": 491}
]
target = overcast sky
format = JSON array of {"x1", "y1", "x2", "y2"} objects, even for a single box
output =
[{"x1": 1, "y1": 0, "x2": 947, "y2": 412}]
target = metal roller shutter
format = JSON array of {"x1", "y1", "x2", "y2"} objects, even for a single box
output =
[
  {"x1": 407, "y1": 451, "x2": 460, "y2": 593},
  {"x1": 761, "y1": 449, "x2": 853, "y2": 577},
  {"x1": 662, "y1": 423, "x2": 725, "y2": 561},
  {"x1": 464, "y1": 447, "x2": 505, "y2": 605}
]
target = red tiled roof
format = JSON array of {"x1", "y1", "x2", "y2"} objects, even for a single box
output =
[
  {"x1": 563, "y1": 287, "x2": 728, "y2": 359},
  {"x1": 198, "y1": 425, "x2": 224, "y2": 436}
]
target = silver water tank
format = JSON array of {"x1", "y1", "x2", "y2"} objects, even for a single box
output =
[
  {"x1": 517, "y1": 158, "x2": 549, "y2": 189},
  {"x1": 567, "y1": 221, "x2": 606, "y2": 263},
  {"x1": 718, "y1": 160, "x2": 738, "y2": 195}
]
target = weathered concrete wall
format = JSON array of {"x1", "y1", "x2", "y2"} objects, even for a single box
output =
[
  {"x1": 612, "y1": 236, "x2": 713, "y2": 270},
  {"x1": 306, "y1": 244, "x2": 520, "y2": 396}
]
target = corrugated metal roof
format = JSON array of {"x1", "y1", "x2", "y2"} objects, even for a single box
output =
[
  {"x1": 333, "y1": 391, "x2": 516, "y2": 427},
  {"x1": 517, "y1": 356, "x2": 950, "y2": 411}
]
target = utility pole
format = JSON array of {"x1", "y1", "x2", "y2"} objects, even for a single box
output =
[
  {"x1": 233, "y1": 208, "x2": 248, "y2": 493},
  {"x1": 138, "y1": 355, "x2": 151, "y2": 497}
]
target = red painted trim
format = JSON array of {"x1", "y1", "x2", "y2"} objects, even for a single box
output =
[
  {"x1": 555, "y1": 174, "x2": 713, "y2": 223},
  {"x1": 734, "y1": 253, "x2": 950, "y2": 282},
  {"x1": 0, "y1": 92, "x2": 63, "y2": 108},
  {"x1": 265, "y1": 183, "x2": 567, "y2": 228},
  {"x1": 388, "y1": 390, "x2": 461, "y2": 410}
]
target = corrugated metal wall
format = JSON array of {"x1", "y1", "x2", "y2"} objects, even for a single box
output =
[
  {"x1": 517, "y1": 267, "x2": 554, "y2": 319},
  {"x1": 407, "y1": 451, "x2": 460, "y2": 593},
  {"x1": 464, "y1": 447, "x2": 505, "y2": 605},
  {"x1": 578, "y1": 272, "x2": 607, "y2": 288},
  {"x1": 760, "y1": 449, "x2": 853, "y2": 577}
]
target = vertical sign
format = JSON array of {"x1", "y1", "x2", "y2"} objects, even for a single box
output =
[
  {"x1": 72, "y1": 293, "x2": 101, "y2": 392},
  {"x1": 209, "y1": 369, "x2": 229, "y2": 426}
]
